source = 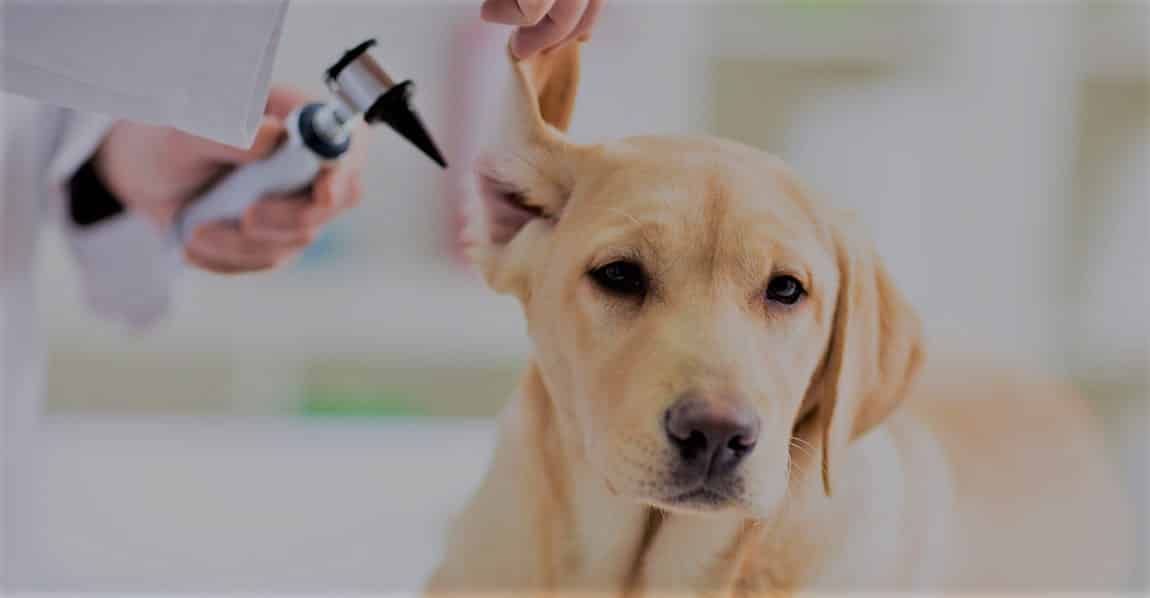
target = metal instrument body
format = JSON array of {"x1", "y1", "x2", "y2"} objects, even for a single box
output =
[
  {"x1": 170, "y1": 38, "x2": 444, "y2": 247},
  {"x1": 174, "y1": 104, "x2": 344, "y2": 243}
]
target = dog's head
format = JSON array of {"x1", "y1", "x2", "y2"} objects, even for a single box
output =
[{"x1": 466, "y1": 41, "x2": 924, "y2": 517}]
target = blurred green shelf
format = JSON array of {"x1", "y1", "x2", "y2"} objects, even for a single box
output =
[
  {"x1": 44, "y1": 352, "x2": 524, "y2": 417},
  {"x1": 782, "y1": 0, "x2": 867, "y2": 10},
  {"x1": 300, "y1": 385, "x2": 429, "y2": 417}
]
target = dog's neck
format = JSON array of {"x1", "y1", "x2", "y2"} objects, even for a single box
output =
[{"x1": 515, "y1": 362, "x2": 842, "y2": 595}]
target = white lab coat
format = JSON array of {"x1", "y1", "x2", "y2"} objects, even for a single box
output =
[{"x1": 1, "y1": 2, "x2": 288, "y2": 583}]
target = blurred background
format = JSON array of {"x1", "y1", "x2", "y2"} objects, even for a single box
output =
[{"x1": 13, "y1": 0, "x2": 1147, "y2": 593}]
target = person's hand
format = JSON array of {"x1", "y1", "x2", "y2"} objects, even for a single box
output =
[
  {"x1": 92, "y1": 86, "x2": 366, "y2": 273},
  {"x1": 481, "y1": 0, "x2": 605, "y2": 59}
]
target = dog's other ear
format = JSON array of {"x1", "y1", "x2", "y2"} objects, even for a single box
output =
[
  {"x1": 804, "y1": 215, "x2": 926, "y2": 497},
  {"x1": 465, "y1": 39, "x2": 585, "y2": 298}
]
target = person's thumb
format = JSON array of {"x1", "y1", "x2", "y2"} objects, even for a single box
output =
[{"x1": 226, "y1": 116, "x2": 287, "y2": 164}]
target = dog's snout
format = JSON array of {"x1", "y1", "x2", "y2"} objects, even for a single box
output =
[{"x1": 664, "y1": 398, "x2": 760, "y2": 477}]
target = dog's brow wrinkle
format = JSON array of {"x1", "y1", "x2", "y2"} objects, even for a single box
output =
[
  {"x1": 606, "y1": 207, "x2": 662, "y2": 253},
  {"x1": 608, "y1": 207, "x2": 644, "y2": 228},
  {"x1": 703, "y1": 169, "x2": 730, "y2": 291}
]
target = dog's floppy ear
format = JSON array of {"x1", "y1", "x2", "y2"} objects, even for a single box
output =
[
  {"x1": 465, "y1": 39, "x2": 585, "y2": 298},
  {"x1": 804, "y1": 215, "x2": 926, "y2": 497}
]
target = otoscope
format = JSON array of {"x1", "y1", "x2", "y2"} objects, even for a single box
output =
[{"x1": 171, "y1": 39, "x2": 446, "y2": 245}]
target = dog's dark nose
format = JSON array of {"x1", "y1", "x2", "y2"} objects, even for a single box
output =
[{"x1": 664, "y1": 398, "x2": 760, "y2": 477}]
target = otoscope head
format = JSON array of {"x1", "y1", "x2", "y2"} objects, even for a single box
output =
[{"x1": 325, "y1": 39, "x2": 447, "y2": 168}]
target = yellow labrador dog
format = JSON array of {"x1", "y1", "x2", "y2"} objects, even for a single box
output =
[{"x1": 427, "y1": 41, "x2": 1135, "y2": 596}]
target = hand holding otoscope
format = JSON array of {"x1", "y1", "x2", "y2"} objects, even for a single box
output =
[{"x1": 168, "y1": 39, "x2": 446, "y2": 266}]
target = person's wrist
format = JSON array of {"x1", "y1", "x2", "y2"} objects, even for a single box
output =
[{"x1": 91, "y1": 124, "x2": 179, "y2": 229}]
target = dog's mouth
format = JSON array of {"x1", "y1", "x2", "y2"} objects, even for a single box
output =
[{"x1": 653, "y1": 484, "x2": 742, "y2": 512}]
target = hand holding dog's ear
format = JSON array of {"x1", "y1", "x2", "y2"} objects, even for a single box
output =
[
  {"x1": 466, "y1": 37, "x2": 585, "y2": 296},
  {"x1": 481, "y1": 0, "x2": 605, "y2": 59}
]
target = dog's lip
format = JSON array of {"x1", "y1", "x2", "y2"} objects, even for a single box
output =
[{"x1": 665, "y1": 485, "x2": 737, "y2": 506}]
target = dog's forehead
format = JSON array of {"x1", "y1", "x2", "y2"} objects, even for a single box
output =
[{"x1": 571, "y1": 136, "x2": 826, "y2": 257}]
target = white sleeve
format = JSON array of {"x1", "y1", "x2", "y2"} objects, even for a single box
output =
[
  {"x1": 1, "y1": 1, "x2": 289, "y2": 148},
  {"x1": 49, "y1": 109, "x2": 181, "y2": 330}
]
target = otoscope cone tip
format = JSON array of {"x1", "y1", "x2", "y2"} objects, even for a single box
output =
[
  {"x1": 366, "y1": 81, "x2": 448, "y2": 169},
  {"x1": 390, "y1": 109, "x2": 448, "y2": 168}
]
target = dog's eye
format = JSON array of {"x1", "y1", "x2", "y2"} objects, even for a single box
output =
[
  {"x1": 765, "y1": 275, "x2": 804, "y2": 305},
  {"x1": 589, "y1": 260, "x2": 648, "y2": 297}
]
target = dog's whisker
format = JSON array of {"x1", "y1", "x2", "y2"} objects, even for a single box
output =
[
  {"x1": 789, "y1": 440, "x2": 814, "y2": 462},
  {"x1": 791, "y1": 436, "x2": 816, "y2": 452}
]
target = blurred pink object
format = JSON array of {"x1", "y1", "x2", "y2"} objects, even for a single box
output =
[{"x1": 443, "y1": 18, "x2": 506, "y2": 267}]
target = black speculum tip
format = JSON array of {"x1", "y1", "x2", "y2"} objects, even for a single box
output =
[{"x1": 365, "y1": 81, "x2": 448, "y2": 168}]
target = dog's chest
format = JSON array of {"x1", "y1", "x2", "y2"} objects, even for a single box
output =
[
  {"x1": 556, "y1": 484, "x2": 756, "y2": 595},
  {"x1": 555, "y1": 480, "x2": 650, "y2": 591}
]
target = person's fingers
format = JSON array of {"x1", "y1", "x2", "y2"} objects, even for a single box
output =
[
  {"x1": 241, "y1": 195, "x2": 325, "y2": 244},
  {"x1": 186, "y1": 221, "x2": 287, "y2": 260},
  {"x1": 186, "y1": 245, "x2": 285, "y2": 274},
  {"x1": 185, "y1": 247, "x2": 301, "y2": 274},
  {"x1": 185, "y1": 240, "x2": 296, "y2": 273},
  {"x1": 185, "y1": 251, "x2": 264, "y2": 275},
  {"x1": 482, "y1": 0, "x2": 556, "y2": 25},
  {"x1": 511, "y1": 0, "x2": 589, "y2": 59},
  {"x1": 246, "y1": 195, "x2": 323, "y2": 229},
  {"x1": 562, "y1": 0, "x2": 603, "y2": 44},
  {"x1": 188, "y1": 161, "x2": 363, "y2": 271},
  {"x1": 311, "y1": 167, "x2": 363, "y2": 212},
  {"x1": 184, "y1": 221, "x2": 301, "y2": 273}
]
